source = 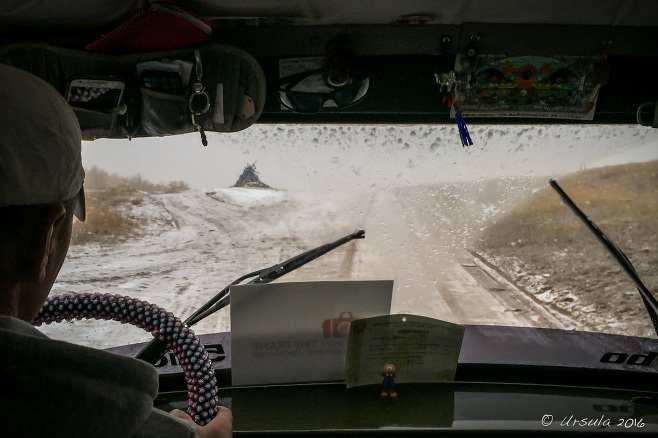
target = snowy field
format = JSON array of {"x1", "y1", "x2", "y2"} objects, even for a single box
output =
[{"x1": 46, "y1": 188, "x2": 353, "y2": 348}]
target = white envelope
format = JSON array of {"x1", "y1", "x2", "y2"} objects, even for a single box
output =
[{"x1": 230, "y1": 280, "x2": 393, "y2": 386}]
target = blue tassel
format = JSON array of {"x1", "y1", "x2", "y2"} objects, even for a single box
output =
[{"x1": 455, "y1": 111, "x2": 473, "y2": 147}]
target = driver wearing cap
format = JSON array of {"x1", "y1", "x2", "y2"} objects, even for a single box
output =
[{"x1": 0, "y1": 63, "x2": 232, "y2": 438}]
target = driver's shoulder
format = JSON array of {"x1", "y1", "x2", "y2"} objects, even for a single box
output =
[
  {"x1": 0, "y1": 315, "x2": 48, "y2": 339},
  {"x1": 0, "y1": 315, "x2": 169, "y2": 437}
]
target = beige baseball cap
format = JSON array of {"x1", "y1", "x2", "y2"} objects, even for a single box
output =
[{"x1": 0, "y1": 63, "x2": 85, "y2": 220}]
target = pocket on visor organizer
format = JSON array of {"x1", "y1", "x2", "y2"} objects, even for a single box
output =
[
  {"x1": 72, "y1": 105, "x2": 126, "y2": 140},
  {"x1": 139, "y1": 87, "x2": 190, "y2": 136}
]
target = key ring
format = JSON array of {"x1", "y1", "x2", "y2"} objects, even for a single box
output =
[
  {"x1": 189, "y1": 85, "x2": 210, "y2": 115},
  {"x1": 189, "y1": 50, "x2": 210, "y2": 116}
]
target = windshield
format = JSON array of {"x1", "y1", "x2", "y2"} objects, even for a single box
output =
[{"x1": 40, "y1": 124, "x2": 658, "y2": 349}]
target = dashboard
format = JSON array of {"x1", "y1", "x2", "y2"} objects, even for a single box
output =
[{"x1": 107, "y1": 326, "x2": 658, "y2": 436}]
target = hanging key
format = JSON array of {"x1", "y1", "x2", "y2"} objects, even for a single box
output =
[
  {"x1": 189, "y1": 50, "x2": 211, "y2": 146},
  {"x1": 191, "y1": 112, "x2": 208, "y2": 146}
]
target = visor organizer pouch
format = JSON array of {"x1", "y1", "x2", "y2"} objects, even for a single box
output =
[{"x1": 0, "y1": 42, "x2": 266, "y2": 143}]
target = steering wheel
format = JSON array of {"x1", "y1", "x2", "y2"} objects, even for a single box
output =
[{"x1": 32, "y1": 293, "x2": 219, "y2": 426}]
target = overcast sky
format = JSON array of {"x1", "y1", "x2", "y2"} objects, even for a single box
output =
[{"x1": 81, "y1": 124, "x2": 658, "y2": 193}]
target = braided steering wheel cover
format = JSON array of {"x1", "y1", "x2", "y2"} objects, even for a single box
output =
[{"x1": 32, "y1": 293, "x2": 219, "y2": 426}]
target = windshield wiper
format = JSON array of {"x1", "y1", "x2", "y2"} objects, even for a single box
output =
[
  {"x1": 135, "y1": 229, "x2": 365, "y2": 365},
  {"x1": 549, "y1": 179, "x2": 658, "y2": 337}
]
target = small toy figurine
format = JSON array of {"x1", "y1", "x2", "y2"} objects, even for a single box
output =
[{"x1": 381, "y1": 362, "x2": 397, "y2": 397}]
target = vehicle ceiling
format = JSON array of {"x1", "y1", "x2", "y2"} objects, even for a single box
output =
[
  {"x1": 1, "y1": 1, "x2": 658, "y2": 125},
  {"x1": 3, "y1": 1, "x2": 658, "y2": 29}
]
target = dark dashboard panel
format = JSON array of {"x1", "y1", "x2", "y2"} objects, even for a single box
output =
[
  {"x1": 108, "y1": 326, "x2": 658, "y2": 394},
  {"x1": 106, "y1": 326, "x2": 658, "y2": 434},
  {"x1": 154, "y1": 382, "x2": 658, "y2": 435}
]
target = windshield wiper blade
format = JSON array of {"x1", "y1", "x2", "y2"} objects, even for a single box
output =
[
  {"x1": 185, "y1": 229, "x2": 365, "y2": 326},
  {"x1": 549, "y1": 179, "x2": 658, "y2": 337},
  {"x1": 252, "y1": 229, "x2": 365, "y2": 285},
  {"x1": 135, "y1": 229, "x2": 365, "y2": 365}
]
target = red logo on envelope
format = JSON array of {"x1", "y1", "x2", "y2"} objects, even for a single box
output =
[{"x1": 322, "y1": 311, "x2": 356, "y2": 338}]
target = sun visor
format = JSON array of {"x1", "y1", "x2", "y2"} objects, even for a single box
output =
[{"x1": 0, "y1": 42, "x2": 266, "y2": 140}]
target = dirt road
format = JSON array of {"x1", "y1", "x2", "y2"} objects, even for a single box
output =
[
  {"x1": 46, "y1": 186, "x2": 573, "y2": 349},
  {"x1": 329, "y1": 187, "x2": 577, "y2": 329}
]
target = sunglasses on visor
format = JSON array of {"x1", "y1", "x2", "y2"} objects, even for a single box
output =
[{"x1": 278, "y1": 68, "x2": 370, "y2": 113}]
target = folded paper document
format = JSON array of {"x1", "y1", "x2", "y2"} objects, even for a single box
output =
[{"x1": 345, "y1": 314, "x2": 464, "y2": 388}]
